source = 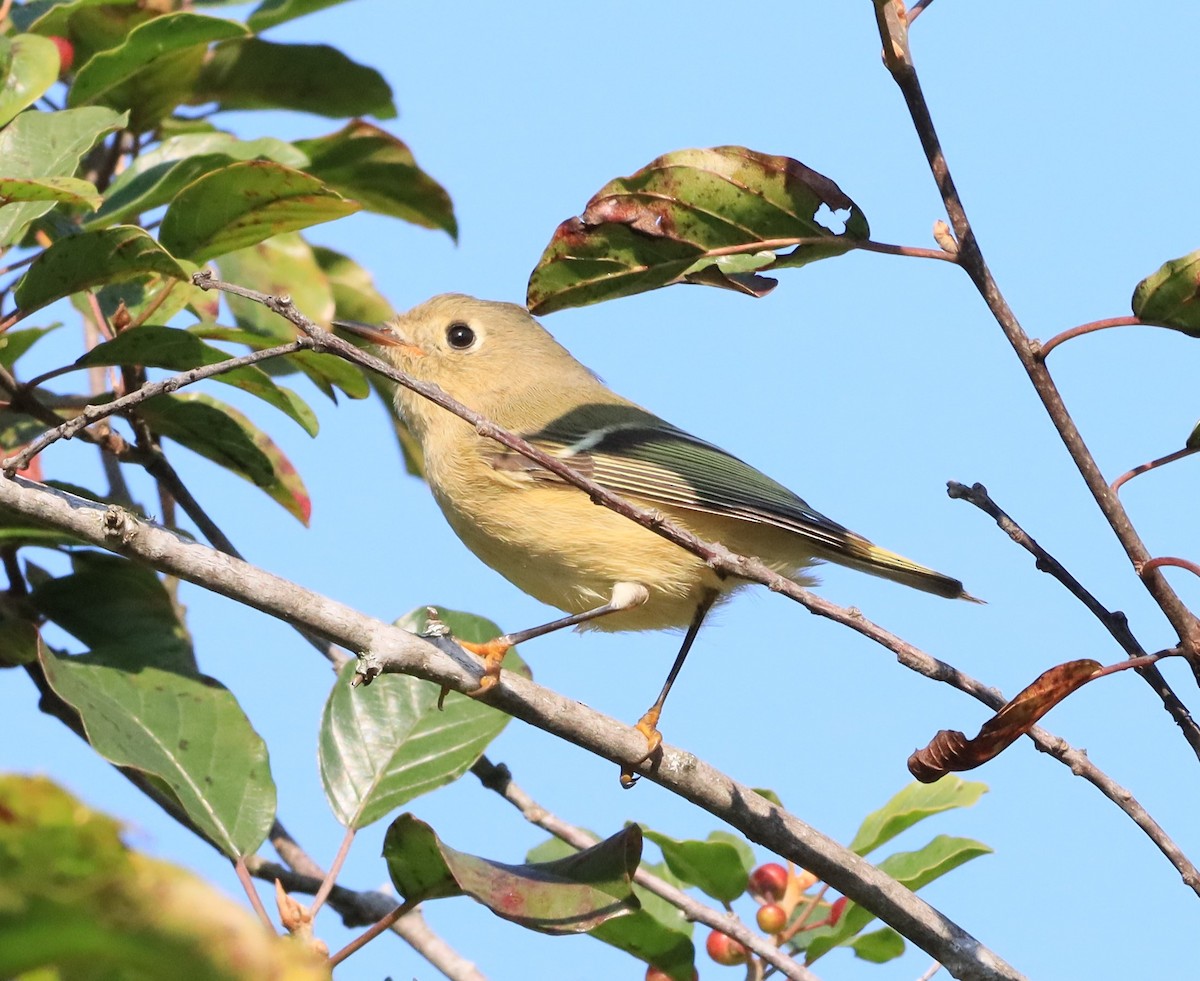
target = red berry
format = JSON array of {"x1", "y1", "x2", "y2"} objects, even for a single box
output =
[
  {"x1": 756, "y1": 903, "x2": 788, "y2": 934},
  {"x1": 47, "y1": 36, "x2": 74, "y2": 73},
  {"x1": 828, "y1": 896, "x2": 848, "y2": 924},
  {"x1": 748, "y1": 862, "x2": 788, "y2": 902},
  {"x1": 705, "y1": 930, "x2": 749, "y2": 966},
  {"x1": 645, "y1": 967, "x2": 696, "y2": 981}
]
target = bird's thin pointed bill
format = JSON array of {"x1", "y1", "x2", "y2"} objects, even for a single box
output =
[{"x1": 333, "y1": 319, "x2": 425, "y2": 357}]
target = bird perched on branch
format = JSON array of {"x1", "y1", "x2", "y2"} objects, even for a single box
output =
[{"x1": 337, "y1": 294, "x2": 975, "y2": 786}]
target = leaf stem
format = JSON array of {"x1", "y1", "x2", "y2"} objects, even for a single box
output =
[
  {"x1": 308, "y1": 826, "x2": 356, "y2": 919},
  {"x1": 327, "y1": 899, "x2": 417, "y2": 968},
  {"x1": 1037, "y1": 316, "x2": 1144, "y2": 359},
  {"x1": 1111, "y1": 446, "x2": 1200, "y2": 494},
  {"x1": 234, "y1": 854, "x2": 275, "y2": 930}
]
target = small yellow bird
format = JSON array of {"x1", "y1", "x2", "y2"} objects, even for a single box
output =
[{"x1": 338, "y1": 295, "x2": 974, "y2": 785}]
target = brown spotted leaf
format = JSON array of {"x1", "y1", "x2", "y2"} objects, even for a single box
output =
[
  {"x1": 383, "y1": 814, "x2": 641, "y2": 934},
  {"x1": 527, "y1": 146, "x2": 869, "y2": 314},
  {"x1": 909, "y1": 659, "x2": 1104, "y2": 782}
]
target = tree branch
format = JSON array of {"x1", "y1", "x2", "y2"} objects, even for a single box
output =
[
  {"x1": 871, "y1": 3, "x2": 1200, "y2": 668},
  {"x1": 0, "y1": 473, "x2": 1022, "y2": 981}
]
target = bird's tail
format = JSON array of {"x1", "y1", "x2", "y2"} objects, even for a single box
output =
[{"x1": 827, "y1": 532, "x2": 981, "y2": 602}]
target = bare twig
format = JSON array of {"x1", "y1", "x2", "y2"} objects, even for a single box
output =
[
  {"x1": 1112, "y1": 446, "x2": 1200, "y2": 494},
  {"x1": 870, "y1": 4, "x2": 1200, "y2": 665},
  {"x1": 0, "y1": 338, "x2": 310, "y2": 472},
  {"x1": 947, "y1": 481, "x2": 1200, "y2": 757},
  {"x1": 1037, "y1": 316, "x2": 1145, "y2": 359},
  {"x1": 470, "y1": 757, "x2": 819, "y2": 981}
]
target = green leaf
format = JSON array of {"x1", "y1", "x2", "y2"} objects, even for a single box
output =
[
  {"x1": 295, "y1": 120, "x2": 456, "y2": 237},
  {"x1": 804, "y1": 836, "x2": 992, "y2": 964},
  {"x1": 247, "y1": 0, "x2": 357, "y2": 30},
  {"x1": 0, "y1": 105, "x2": 126, "y2": 246},
  {"x1": 1132, "y1": 249, "x2": 1200, "y2": 336},
  {"x1": 383, "y1": 814, "x2": 641, "y2": 934},
  {"x1": 1187, "y1": 421, "x2": 1200, "y2": 451},
  {"x1": 527, "y1": 145, "x2": 870, "y2": 314},
  {"x1": 0, "y1": 34, "x2": 60, "y2": 127},
  {"x1": 38, "y1": 643, "x2": 276, "y2": 858},
  {"x1": 77, "y1": 325, "x2": 318, "y2": 435},
  {"x1": 752, "y1": 786, "x2": 785, "y2": 808},
  {"x1": 313, "y1": 245, "x2": 395, "y2": 324},
  {"x1": 68, "y1": 12, "x2": 248, "y2": 108},
  {"x1": 642, "y1": 829, "x2": 750, "y2": 903},
  {"x1": 159, "y1": 160, "x2": 358, "y2": 262},
  {"x1": 0, "y1": 324, "x2": 60, "y2": 369},
  {"x1": 32, "y1": 551, "x2": 194, "y2": 673},
  {"x1": 0, "y1": 616, "x2": 39, "y2": 667},
  {"x1": 193, "y1": 38, "x2": 396, "y2": 119},
  {"x1": 85, "y1": 256, "x2": 211, "y2": 328},
  {"x1": 136, "y1": 391, "x2": 311, "y2": 523},
  {"x1": 849, "y1": 927, "x2": 906, "y2": 963},
  {"x1": 0, "y1": 175, "x2": 102, "y2": 211},
  {"x1": 89, "y1": 133, "x2": 308, "y2": 228},
  {"x1": 13, "y1": 225, "x2": 187, "y2": 317},
  {"x1": 320, "y1": 607, "x2": 527, "y2": 828},
  {"x1": 848, "y1": 779, "x2": 987, "y2": 856},
  {"x1": 215, "y1": 233, "x2": 335, "y2": 340}
]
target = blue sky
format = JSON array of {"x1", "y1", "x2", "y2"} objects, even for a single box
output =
[{"x1": 6, "y1": 2, "x2": 1200, "y2": 979}]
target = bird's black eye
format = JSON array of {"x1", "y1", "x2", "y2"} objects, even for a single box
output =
[{"x1": 446, "y1": 322, "x2": 476, "y2": 349}]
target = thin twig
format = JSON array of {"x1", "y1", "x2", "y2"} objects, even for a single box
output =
[
  {"x1": 1143, "y1": 557, "x2": 1200, "y2": 580},
  {"x1": 916, "y1": 962, "x2": 944, "y2": 981},
  {"x1": 1037, "y1": 316, "x2": 1144, "y2": 359},
  {"x1": 947, "y1": 481, "x2": 1200, "y2": 757},
  {"x1": 871, "y1": 4, "x2": 1200, "y2": 668},
  {"x1": 470, "y1": 757, "x2": 818, "y2": 981},
  {"x1": 308, "y1": 826, "x2": 356, "y2": 919},
  {"x1": 328, "y1": 899, "x2": 417, "y2": 968},
  {"x1": 0, "y1": 338, "x2": 310, "y2": 472},
  {"x1": 1111, "y1": 446, "x2": 1200, "y2": 494},
  {"x1": 234, "y1": 855, "x2": 274, "y2": 930}
]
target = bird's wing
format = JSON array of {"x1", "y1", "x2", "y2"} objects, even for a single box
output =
[{"x1": 488, "y1": 404, "x2": 857, "y2": 555}]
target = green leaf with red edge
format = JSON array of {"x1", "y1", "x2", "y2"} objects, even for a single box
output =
[
  {"x1": 39, "y1": 641, "x2": 276, "y2": 859},
  {"x1": 319, "y1": 606, "x2": 528, "y2": 828},
  {"x1": 0, "y1": 34, "x2": 60, "y2": 127},
  {"x1": 527, "y1": 146, "x2": 869, "y2": 314},
  {"x1": 294, "y1": 120, "x2": 457, "y2": 238},
  {"x1": 848, "y1": 778, "x2": 987, "y2": 856},
  {"x1": 67, "y1": 12, "x2": 248, "y2": 108},
  {"x1": 642, "y1": 828, "x2": 750, "y2": 903},
  {"x1": 247, "y1": 0, "x2": 356, "y2": 31},
  {"x1": 76, "y1": 325, "x2": 318, "y2": 435},
  {"x1": 13, "y1": 226, "x2": 187, "y2": 316},
  {"x1": 1132, "y1": 249, "x2": 1200, "y2": 336},
  {"x1": 136, "y1": 391, "x2": 312, "y2": 524},
  {"x1": 0, "y1": 176, "x2": 101, "y2": 211},
  {"x1": 0, "y1": 106, "x2": 126, "y2": 247},
  {"x1": 527, "y1": 837, "x2": 695, "y2": 981},
  {"x1": 383, "y1": 814, "x2": 641, "y2": 933},
  {"x1": 803, "y1": 836, "x2": 991, "y2": 964},
  {"x1": 158, "y1": 160, "x2": 359, "y2": 262},
  {"x1": 192, "y1": 38, "x2": 396, "y2": 119},
  {"x1": 215, "y1": 233, "x2": 335, "y2": 341}
]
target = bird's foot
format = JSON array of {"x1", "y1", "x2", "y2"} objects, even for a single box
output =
[
  {"x1": 619, "y1": 709, "x2": 664, "y2": 789},
  {"x1": 459, "y1": 636, "x2": 511, "y2": 698}
]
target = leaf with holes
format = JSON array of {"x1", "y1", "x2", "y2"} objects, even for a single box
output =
[
  {"x1": 384, "y1": 814, "x2": 641, "y2": 934},
  {"x1": 320, "y1": 607, "x2": 528, "y2": 828},
  {"x1": 159, "y1": 160, "x2": 358, "y2": 262},
  {"x1": 528, "y1": 146, "x2": 869, "y2": 313}
]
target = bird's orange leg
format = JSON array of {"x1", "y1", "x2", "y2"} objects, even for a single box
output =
[
  {"x1": 620, "y1": 590, "x2": 718, "y2": 789},
  {"x1": 458, "y1": 582, "x2": 651, "y2": 698}
]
